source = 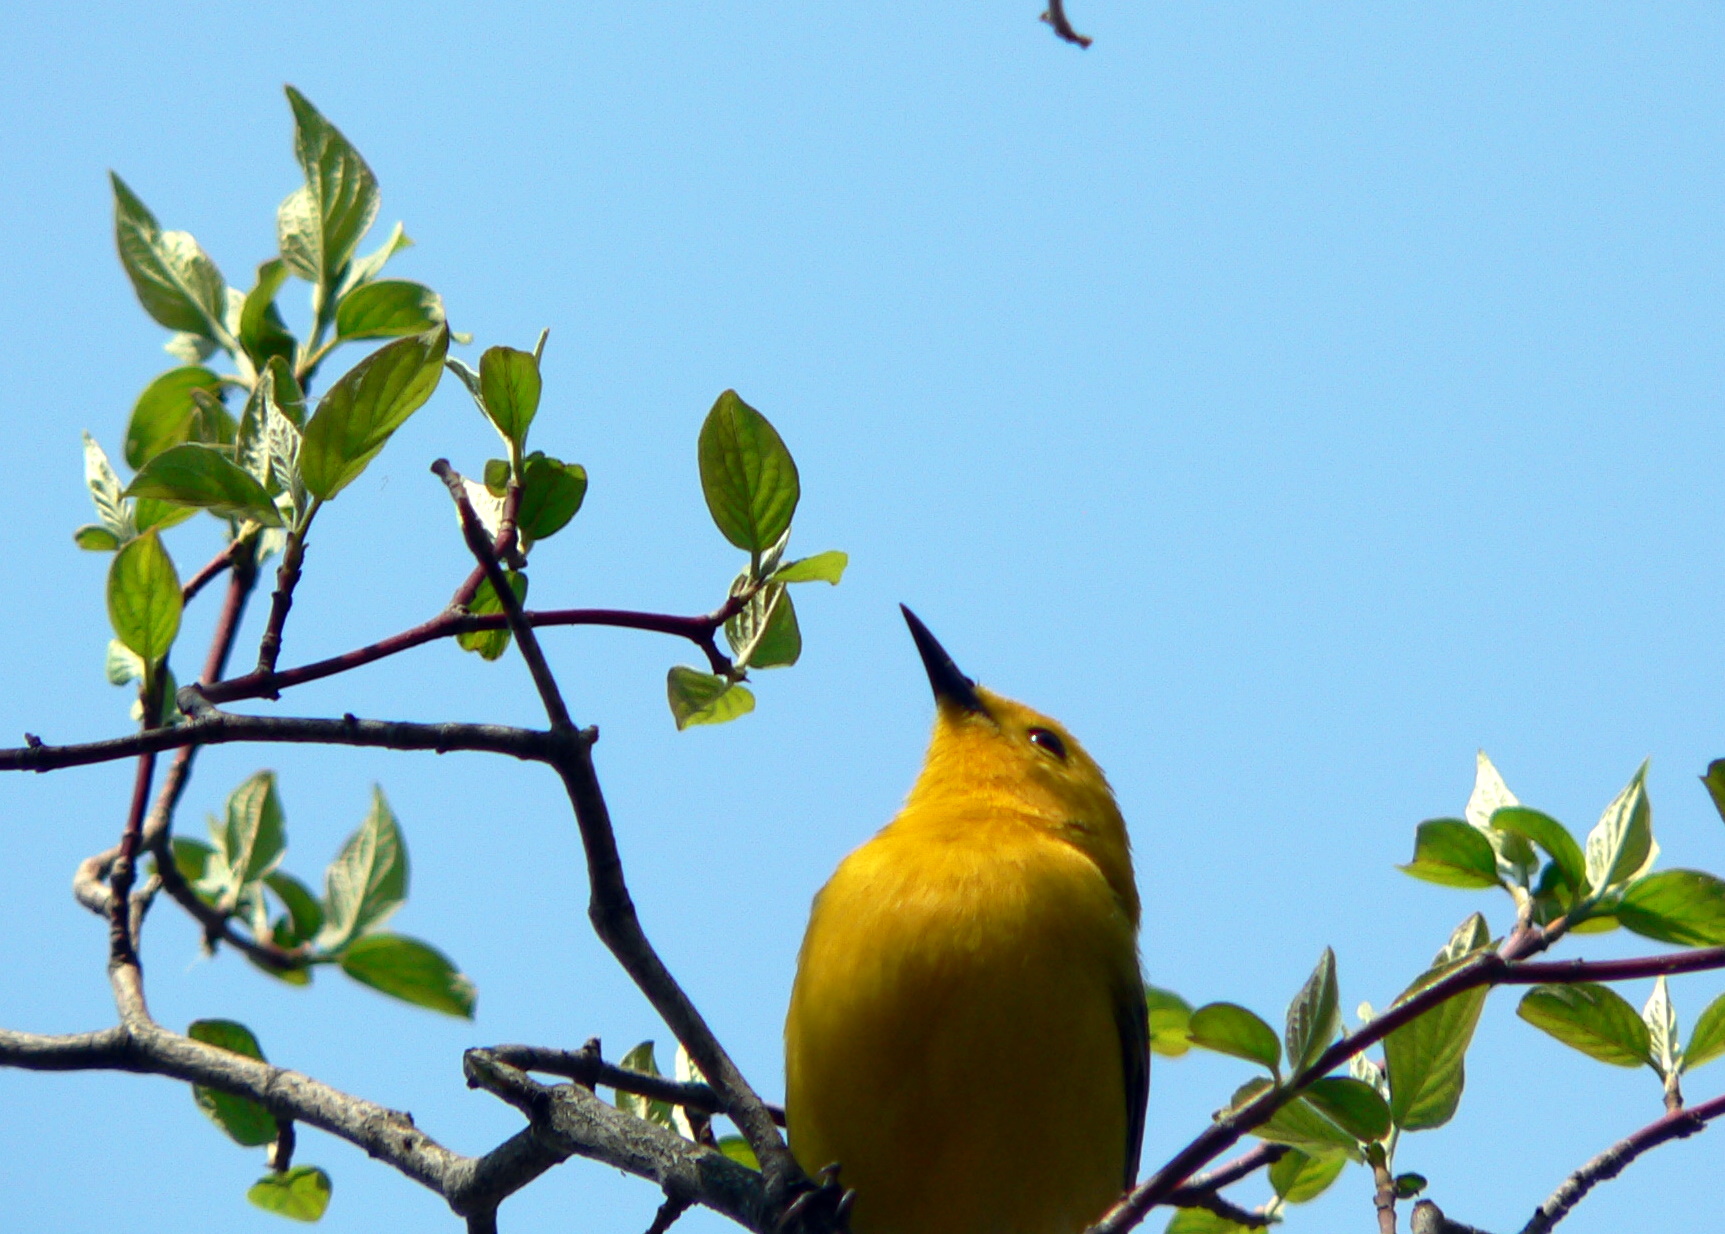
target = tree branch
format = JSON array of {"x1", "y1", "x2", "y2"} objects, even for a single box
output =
[
  {"x1": 477, "y1": 1044, "x2": 787, "y2": 1126},
  {"x1": 431, "y1": 460, "x2": 802, "y2": 1207},
  {"x1": 1040, "y1": 0, "x2": 1092, "y2": 47}
]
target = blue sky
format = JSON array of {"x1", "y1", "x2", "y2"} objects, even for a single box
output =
[{"x1": 3, "y1": 3, "x2": 1724, "y2": 1232}]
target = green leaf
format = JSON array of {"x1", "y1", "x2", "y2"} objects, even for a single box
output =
[
  {"x1": 220, "y1": 771, "x2": 288, "y2": 887},
  {"x1": 478, "y1": 345, "x2": 542, "y2": 445},
  {"x1": 265, "y1": 355, "x2": 308, "y2": 429},
  {"x1": 111, "y1": 173, "x2": 227, "y2": 339},
  {"x1": 338, "y1": 933, "x2": 475, "y2": 1018},
  {"x1": 299, "y1": 325, "x2": 449, "y2": 500},
  {"x1": 339, "y1": 221, "x2": 412, "y2": 296},
  {"x1": 239, "y1": 259, "x2": 296, "y2": 370},
  {"x1": 770, "y1": 550, "x2": 848, "y2": 585},
  {"x1": 1187, "y1": 1002, "x2": 1280, "y2": 1074},
  {"x1": 1251, "y1": 1089, "x2": 1360, "y2": 1152},
  {"x1": 1584, "y1": 762, "x2": 1654, "y2": 893},
  {"x1": 107, "y1": 530, "x2": 181, "y2": 664},
  {"x1": 1684, "y1": 990, "x2": 1725, "y2": 1070},
  {"x1": 75, "y1": 525, "x2": 121, "y2": 551},
  {"x1": 697, "y1": 389, "x2": 800, "y2": 553},
  {"x1": 1703, "y1": 760, "x2": 1725, "y2": 827},
  {"x1": 516, "y1": 453, "x2": 587, "y2": 545},
  {"x1": 1165, "y1": 1209, "x2": 1253, "y2": 1234},
  {"x1": 726, "y1": 585, "x2": 802, "y2": 669},
  {"x1": 83, "y1": 432, "x2": 135, "y2": 543},
  {"x1": 265, "y1": 870, "x2": 324, "y2": 944},
  {"x1": 336, "y1": 279, "x2": 444, "y2": 341},
  {"x1": 1304, "y1": 1075, "x2": 1391, "y2": 1143},
  {"x1": 170, "y1": 836, "x2": 216, "y2": 887},
  {"x1": 1617, "y1": 870, "x2": 1725, "y2": 947},
  {"x1": 1145, "y1": 984, "x2": 1194, "y2": 1058},
  {"x1": 1644, "y1": 976, "x2": 1680, "y2": 1079},
  {"x1": 1492, "y1": 806, "x2": 1588, "y2": 896},
  {"x1": 666, "y1": 667, "x2": 755, "y2": 730},
  {"x1": 124, "y1": 366, "x2": 225, "y2": 470},
  {"x1": 1285, "y1": 948, "x2": 1341, "y2": 1077},
  {"x1": 1399, "y1": 819, "x2": 1502, "y2": 889},
  {"x1": 1518, "y1": 983, "x2": 1652, "y2": 1068},
  {"x1": 483, "y1": 457, "x2": 511, "y2": 494},
  {"x1": 247, "y1": 1166, "x2": 332, "y2": 1222},
  {"x1": 1383, "y1": 916, "x2": 1491, "y2": 1131},
  {"x1": 716, "y1": 1135, "x2": 759, "y2": 1170},
  {"x1": 187, "y1": 1019, "x2": 276, "y2": 1146},
  {"x1": 1394, "y1": 1173, "x2": 1428, "y2": 1199},
  {"x1": 1269, "y1": 1148, "x2": 1348, "y2": 1204},
  {"x1": 615, "y1": 1041, "x2": 676, "y2": 1128},
  {"x1": 279, "y1": 87, "x2": 379, "y2": 286},
  {"x1": 457, "y1": 571, "x2": 527, "y2": 661},
  {"x1": 124, "y1": 443, "x2": 284, "y2": 527},
  {"x1": 317, "y1": 786, "x2": 408, "y2": 950}
]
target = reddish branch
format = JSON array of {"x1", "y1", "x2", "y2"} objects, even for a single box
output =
[{"x1": 1041, "y1": 0, "x2": 1092, "y2": 47}]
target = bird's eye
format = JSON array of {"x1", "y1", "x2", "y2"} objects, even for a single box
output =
[{"x1": 1027, "y1": 727, "x2": 1067, "y2": 760}]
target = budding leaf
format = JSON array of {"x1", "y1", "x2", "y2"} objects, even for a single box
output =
[
  {"x1": 1583, "y1": 762, "x2": 1654, "y2": 893},
  {"x1": 1285, "y1": 947, "x2": 1341, "y2": 1076},
  {"x1": 317, "y1": 786, "x2": 408, "y2": 950},
  {"x1": 111, "y1": 173, "x2": 227, "y2": 339},
  {"x1": 220, "y1": 770, "x2": 289, "y2": 888},
  {"x1": 278, "y1": 86, "x2": 379, "y2": 286},
  {"x1": 771, "y1": 550, "x2": 848, "y2": 585}
]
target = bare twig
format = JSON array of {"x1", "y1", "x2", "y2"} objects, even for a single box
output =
[
  {"x1": 477, "y1": 1044, "x2": 787, "y2": 1126},
  {"x1": 432, "y1": 459, "x2": 801, "y2": 1206},
  {"x1": 1041, "y1": 0, "x2": 1092, "y2": 47},
  {"x1": 1519, "y1": 1091, "x2": 1725, "y2": 1234},
  {"x1": 254, "y1": 508, "x2": 318, "y2": 683},
  {"x1": 1373, "y1": 1152, "x2": 1399, "y2": 1234}
]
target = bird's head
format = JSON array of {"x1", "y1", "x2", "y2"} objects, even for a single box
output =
[{"x1": 898, "y1": 605, "x2": 1138, "y2": 922}]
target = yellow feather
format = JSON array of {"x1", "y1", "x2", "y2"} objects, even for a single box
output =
[{"x1": 786, "y1": 615, "x2": 1145, "y2": 1234}]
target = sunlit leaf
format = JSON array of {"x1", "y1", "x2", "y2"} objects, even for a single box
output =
[
  {"x1": 247, "y1": 1166, "x2": 331, "y2": 1222},
  {"x1": 188, "y1": 1019, "x2": 275, "y2": 1147},
  {"x1": 1518, "y1": 983, "x2": 1652, "y2": 1068},
  {"x1": 338, "y1": 933, "x2": 474, "y2": 1018},
  {"x1": 697, "y1": 389, "x2": 799, "y2": 554}
]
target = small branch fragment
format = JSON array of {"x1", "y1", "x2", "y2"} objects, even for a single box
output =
[
  {"x1": 1410, "y1": 1200, "x2": 1494, "y2": 1234},
  {"x1": 1041, "y1": 0, "x2": 1092, "y2": 47},
  {"x1": 645, "y1": 1193, "x2": 694, "y2": 1234}
]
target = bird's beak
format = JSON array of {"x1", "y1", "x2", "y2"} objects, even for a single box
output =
[{"x1": 900, "y1": 605, "x2": 988, "y2": 715}]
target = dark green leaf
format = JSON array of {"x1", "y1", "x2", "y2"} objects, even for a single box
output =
[
  {"x1": 265, "y1": 355, "x2": 308, "y2": 429},
  {"x1": 697, "y1": 389, "x2": 800, "y2": 553},
  {"x1": 239, "y1": 259, "x2": 296, "y2": 369},
  {"x1": 336, "y1": 279, "x2": 444, "y2": 340},
  {"x1": 1703, "y1": 760, "x2": 1725, "y2": 828},
  {"x1": 124, "y1": 444, "x2": 283, "y2": 527},
  {"x1": 666, "y1": 667, "x2": 755, "y2": 730},
  {"x1": 1518, "y1": 983, "x2": 1652, "y2": 1068},
  {"x1": 1492, "y1": 806, "x2": 1588, "y2": 895},
  {"x1": 1254, "y1": 1092, "x2": 1360, "y2": 1152},
  {"x1": 107, "y1": 530, "x2": 180, "y2": 663},
  {"x1": 457, "y1": 572, "x2": 527, "y2": 661},
  {"x1": 716, "y1": 1135, "x2": 759, "y2": 1170},
  {"x1": 1286, "y1": 948, "x2": 1341, "y2": 1076},
  {"x1": 1304, "y1": 1076, "x2": 1391, "y2": 1143},
  {"x1": 220, "y1": 771, "x2": 288, "y2": 887},
  {"x1": 516, "y1": 453, "x2": 587, "y2": 544},
  {"x1": 1394, "y1": 1173, "x2": 1428, "y2": 1199},
  {"x1": 110, "y1": 173, "x2": 227, "y2": 338},
  {"x1": 725, "y1": 585, "x2": 801, "y2": 669},
  {"x1": 299, "y1": 326, "x2": 449, "y2": 500},
  {"x1": 478, "y1": 345, "x2": 541, "y2": 445},
  {"x1": 1145, "y1": 984, "x2": 1194, "y2": 1058},
  {"x1": 483, "y1": 457, "x2": 511, "y2": 494},
  {"x1": 279, "y1": 87, "x2": 379, "y2": 285},
  {"x1": 338, "y1": 933, "x2": 474, "y2": 1018},
  {"x1": 247, "y1": 1166, "x2": 331, "y2": 1222},
  {"x1": 1583, "y1": 762, "x2": 1654, "y2": 893},
  {"x1": 1617, "y1": 870, "x2": 1725, "y2": 947},
  {"x1": 770, "y1": 550, "x2": 848, "y2": 585},
  {"x1": 124, "y1": 366, "x2": 225, "y2": 470},
  {"x1": 188, "y1": 1019, "x2": 275, "y2": 1146},
  {"x1": 1187, "y1": 1002, "x2": 1280, "y2": 1073},
  {"x1": 75, "y1": 525, "x2": 120, "y2": 551},
  {"x1": 266, "y1": 871, "x2": 324, "y2": 945},
  {"x1": 1685, "y1": 990, "x2": 1725, "y2": 1070},
  {"x1": 615, "y1": 1041, "x2": 677, "y2": 1128},
  {"x1": 1269, "y1": 1148, "x2": 1348, "y2": 1204},
  {"x1": 1399, "y1": 819, "x2": 1502, "y2": 889},
  {"x1": 317, "y1": 786, "x2": 408, "y2": 950}
]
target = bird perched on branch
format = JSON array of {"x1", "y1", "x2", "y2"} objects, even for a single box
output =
[{"x1": 785, "y1": 606, "x2": 1146, "y2": 1234}]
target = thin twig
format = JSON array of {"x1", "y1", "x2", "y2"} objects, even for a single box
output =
[
  {"x1": 475, "y1": 1044, "x2": 789, "y2": 1127},
  {"x1": 431, "y1": 460, "x2": 800, "y2": 1206},
  {"x1": 1373, "y1": 1153, "x2": 1399, "y2": 1234},
  {"x1": 1519, "y1": 1090, "x2": 1725, "y2": 1234},
  {"x1": 1041, "y1": 0, "x2": 1092, "y2": 47}
]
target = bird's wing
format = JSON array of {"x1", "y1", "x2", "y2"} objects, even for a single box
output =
[{"x1": 1116, "y1": 978, "x2": 1150, "y2": 1191}]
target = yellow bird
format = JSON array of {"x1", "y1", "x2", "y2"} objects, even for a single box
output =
[{"x1": 785, "y1": 607, "x2": 1147, "y2": 1234}]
